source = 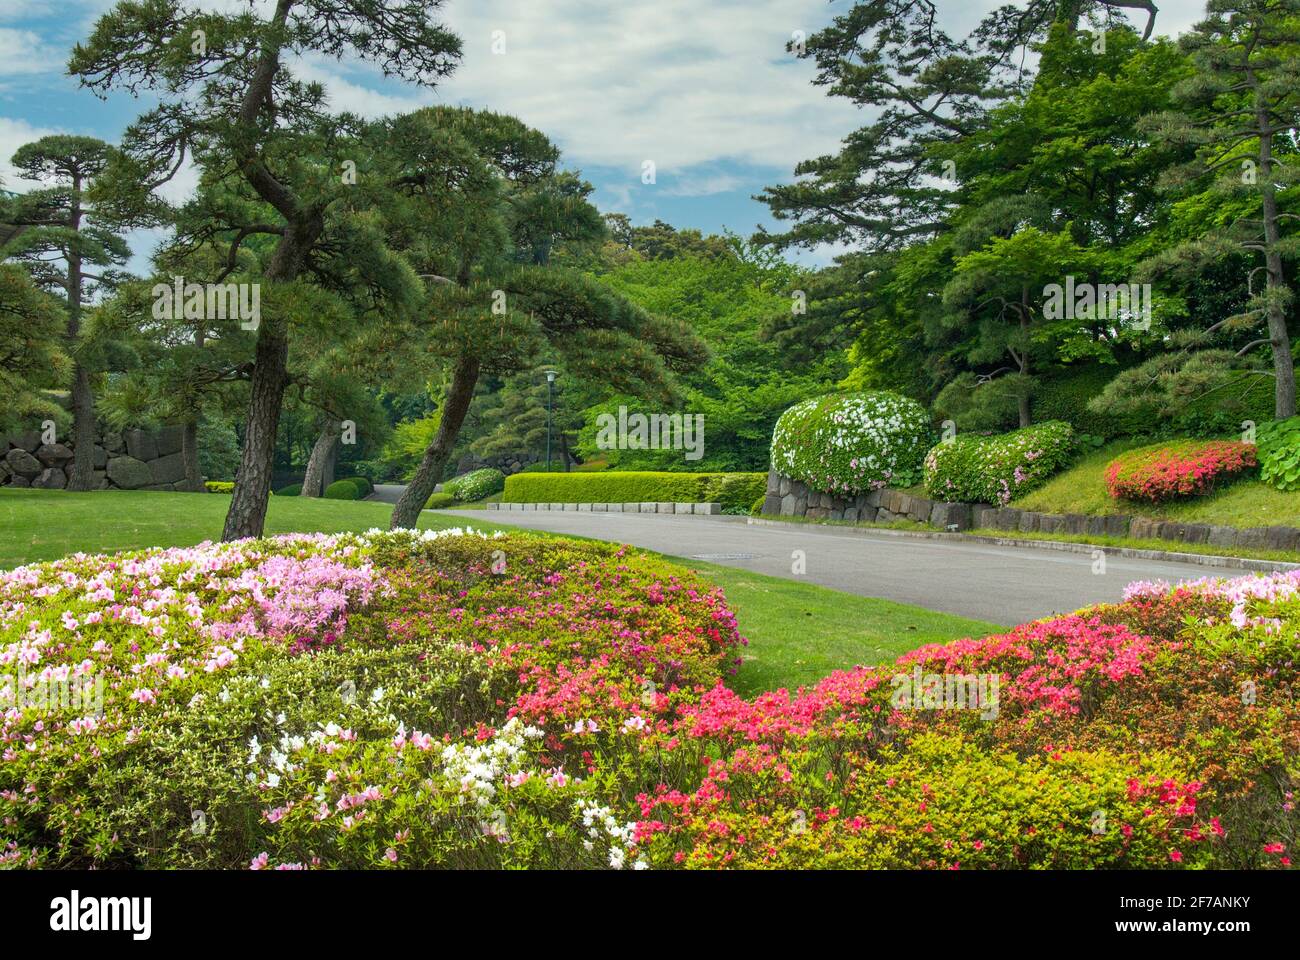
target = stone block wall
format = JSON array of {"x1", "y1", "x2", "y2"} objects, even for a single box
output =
[
  {"x1": 1, "y1": 425, "x2": 200, "y2": 492},
  {"x1": 760, "y1": 468, "x2": 1300, "y2": 553}
]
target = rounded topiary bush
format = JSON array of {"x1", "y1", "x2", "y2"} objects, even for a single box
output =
[
  {"x1": 1104, "y1": 440, "x2": 1257, "y2": 503},
  {"x1": 770, "y1": 391, "x2": 933, "y2": 495},
  {"x1": 275, "y1": 483, "x2": 301, "y2": 497},
  {"x1": 425, "y1": 491, "x2": 455, "y2": 509},
  {"x1": 445, "y1": 468, "x2": 506, "y2": 502},
  {"x1": 323, "y1": 479, "x2": 360, "y2": 500},
  {"x1": 924, "y1": 421, "x2": 1075, "y2": 505},
  {"x1": 341, "y1": 475, "x2": 373, "y2": 497}
]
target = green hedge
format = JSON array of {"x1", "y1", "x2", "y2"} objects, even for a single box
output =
[
  {"x1": 770, "y1": 391, "x2": 932, "y2": 494},
  {"x1": 503, "y1": 471, "x2": 766, "y2": 509},
  {"x1": 275, "y1": 483, "x2": 301, "y2": 497},
  {"x1": 923, "y1": 421, "x2": 1075, "y2": 505},
  {"x1": 1256, "y1": 417, "x2": 1300, "y2": 491},
  {"x1": 339, "y1": 475, "x2": 373, "y2": 497},
  {"x1": 323, "y1": 480, "x2": 360, "y2": 500},
  {"x1": 445, "y1": 468, "x2": 506, "y2": 502},
  {"x1": 425, "y1": 491, "x2": 455, "y2": 509},
  {"x1": 204, "y1": 481, "x2": 234, "y2": 493}
]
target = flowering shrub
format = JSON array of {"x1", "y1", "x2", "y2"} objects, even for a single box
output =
[
  {"x1": 770, "y1": 391, "x2": 933, "y2": 495},
  {"x1": 1104, "y1": 440, "x2": 1258, "y2": 503},
  {"x1": 2, "y1": 529, "x2": 1296, "y2": 870},
  {"x1": 923, "y1": 420, "x2": 1074, "y2": 505},
  {"x1": 445, "y1": 468, "x2": 506, "y2": 502},
  {"x1": 1256, "y1": 417, "x2": 1300, "y2": 492}
]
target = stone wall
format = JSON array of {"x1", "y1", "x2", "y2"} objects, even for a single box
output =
[
  {"x1": 455, "y1": 452, "x2": 543, "y2": 477},
  {"x1": 761, "y1": 469, "x2": 972, "y2": 529},
  {"x1": 760, "y1": 469, "x2": 1300, "y2": 552},
  {"x1": 1, "y1": 425, "x2": 199, "y2": 492}
]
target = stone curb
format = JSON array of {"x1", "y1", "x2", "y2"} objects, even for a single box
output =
[
  {"x1": 744, "y1": 516, "x2": 1299, "y2": 573},
  {"x1": 488, "y1": 501, "x2": 722, "y2": 515}
]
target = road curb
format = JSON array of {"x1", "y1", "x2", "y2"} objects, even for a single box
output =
[{"x1": 744, "y1": 517, "x2": 1300, "y2": 573}]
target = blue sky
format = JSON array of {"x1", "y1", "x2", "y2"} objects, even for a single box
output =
[{"x1": 1, "y1": 0, "x2": 1210, "y2": 272}]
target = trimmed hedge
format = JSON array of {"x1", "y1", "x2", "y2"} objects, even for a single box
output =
[
  {"x1": 1104, "y1": 440, "x2": 1257, "y2": 503},
  {"x1": 324, "y1": 479, "x2": 361, "y2": 500},
  {"x1": 204, "y1": 481, "x2": 233, "y2": 493},
  {"x1": 275, "y1": 483, "x2": 301, "y2": 497},
  {"x1": 1257, "y1": 417, "x2": 1300, "y2": 492},
  {"x1": 340, "y1": 475, "x2": 373, "y2": 497},
  {"x1": 446, "y1": 468, "x2": 506, "y2": 502},
  {"x1": 425, "y1": 492, "x2": 455, "y2": 509},
  {"x1": 502, "y1": 471, "x2": 766, "y2": 508},
  {"x1": 924, "y1": 421, "x2": 1075, "y2": 505},
  {"x1": 770, "y1": 391, "x2": 932, "y2": 495}
]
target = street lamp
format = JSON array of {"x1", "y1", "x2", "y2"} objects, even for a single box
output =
[{"x1": 544, "y1": 369, "x2": 557, "y2": 472}]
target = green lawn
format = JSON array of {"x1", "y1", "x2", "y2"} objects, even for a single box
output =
[
  {"x1": 0, "y1": 488, "x2": 995, "y2": 694},
  {"x1": 1012, "y1": 439, "x2": 1300, "y2": 528}
]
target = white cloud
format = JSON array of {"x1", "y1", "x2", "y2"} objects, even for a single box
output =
[
  {"x1": 0, "y1": 28, "x2": 55, "y2": 74},
  {"x1": 0, "y1": 115, "x2": 61, "y2": 188}
]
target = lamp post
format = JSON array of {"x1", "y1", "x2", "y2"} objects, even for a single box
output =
[{"x1": 544, "y1": 369, "x2": 556, "y2": 472}]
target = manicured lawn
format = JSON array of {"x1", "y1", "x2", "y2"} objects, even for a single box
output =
[
  {"x1": 678, "y1": 561, "x2": 998, "y2": 697},
  {"x1": 0, "y1": 488, "x2": 995, "y2": 694},
  {"x1": 0, "y1": 488, "x2": 470, "y2": 569},
  {"x1": 1012, "y1": 440, "x2": 1300, "y2": 527}
]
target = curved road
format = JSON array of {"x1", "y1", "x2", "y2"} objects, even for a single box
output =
[{"x1": 404, "y1": 503, "x2": 1247, "y2": 626}]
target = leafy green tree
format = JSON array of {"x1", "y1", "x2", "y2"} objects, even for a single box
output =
[
  {"x1": 0, "y1": 263, "x2": 67, "y2": 433},
  {"x1": 379, "y1": 107, "x2": 704, "y2": 528},
  {"x1": 71, "y1": 0, "x2": 460, "y2": 538},
  {"x1": 4, "y1": 136, "x2": 131, "y2": 489},
  {"x1": 1120, "y1": 0, "x2": 1300, "y2": 419}
]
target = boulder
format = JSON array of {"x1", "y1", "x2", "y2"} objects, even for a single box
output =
[
  {"x1": 4, "y1": 448, "x2": 42, "y2": 479},
  {"x1": 124, "y1": 429, "x2": 158, "y2": 462},
  {"x1": 11, "y1": 432, "x2": 40, "y2": 453},
  {"x1": 33, "y1": 467, "x2": 67, "y2": 489},
  {"x1": 35, "y1": 443, "x2": 74, "y2": 466},
  {"x1": 762, "y1": 493, "x2": 781, "y2": 515},
  {"x1": 930, "y1": 502, "x2": 972, "y2": 531},
  {"x1": 107, "y1": 455, "x2": 152, "y2": 490},
  {"x1": 149, "y1": 452, "x2": 187, "y2": 486},
  {"x1": 156, "y1": 424, "x2": 185, "y2": 457},
  {"x1": 92, "y1": 445, "x2": 108, "y2": 469},
  {"x1": 103, "y1": 432, "x2": 125, "y2": 455}
]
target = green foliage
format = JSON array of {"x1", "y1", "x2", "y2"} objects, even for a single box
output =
[
  {"x1": 702, "y1": 473, "x2": 768, "y2": 513},
  {"x1": 445, "y1": 468, "x2": 505, "y2": 502},
  {"x1": 276, "y1": 484, "x2": 301, "y2": 497},
  {"x1": 1032, "y1": 366, "x2": 1150, "y2": 439},
  {"x1": 502, "y1": 471, "x2": 765, "y2": 505},
  {"x1": 924, "y1": 421, "x2": 1075, "y2": 505},
  {"x1": 750, "y1": 495, "x2": 766, "y2": 516},
  {"x1": 1257, "y1": 418, "x2": 1300, "y2": 492},
  {"x1": 379, "y1": 412, "x2": 443, "y2": 480},
  {"x1": 425, "y1": 492, "x2": 456, "y2": 509},
  {"x1": 770, "y1": 391, "x2": 932, "y2": 494},
  {"x1": 0, "y1": 264, "x2": 69, "y2": 431},
  {"x1": 324, "y1": 480, "x2": 361, "y2": 501},
  {"x1": 198, "y1": 419, "x2": 242, "y2": 482},
  {"x1": 204, "y1": 481, "x2": 234, "y2": 493},
  {"x1": 339, "y1": 476, "x2": 373, "y2": 498}
]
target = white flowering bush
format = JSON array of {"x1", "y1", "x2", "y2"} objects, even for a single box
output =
[
  {"x1": 923, "y1": 420, "x2": 1075, "y2": 505},
  {"x1": 446, "y1": 468, "x2": 506, "y2": 502},
  {"x1": 770, "y1": 391, "x2": 933, "y2": 494}
]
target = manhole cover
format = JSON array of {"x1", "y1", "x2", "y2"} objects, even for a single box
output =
[{"x1": 691, "y1": 553, "x2": 759, "y2": 561}]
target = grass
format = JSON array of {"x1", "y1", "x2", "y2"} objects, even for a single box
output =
[
  {"x1": 677, "y1": 561, "x2": 997, "y2": 697},
  {"x1": 0, "y1": 488, "x2": 995, "y2": 693},
  {"x1": 1012, "y1": 439, "x2": 1300, "y2": 528}
]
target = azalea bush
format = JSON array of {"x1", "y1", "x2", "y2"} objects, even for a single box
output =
[
  {"x1": 1104, "y1": 440, "x2": 1257, "y2": 503},
  {"x1": 445, "y1": 468, "x2": 506, "y2": 502},
  {"x1": 923, "y1": 421, "x2": 1075, "y2": 505},
  {"x1": 770, "y1": 391, "x2": 933, "y2": 495},
  {"x1": 2, "y1": 529, "x2": 1296, "y2": 870}
]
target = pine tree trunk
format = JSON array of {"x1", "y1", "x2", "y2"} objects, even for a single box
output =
[
  {"x1": 67, "y1": 364, "x2": 96, "y2": 490},
  {"x1": 1258, "y1": 121, "x2": 1297, "y2": 418},
  {"x1": 181, "y1": 418, "x2": 203, "y2": 492},
  {"x1": 222, "y1": 327, "x2": 290, "y2": 540},
  {"x1": 301, "y1": 419, "x2": 340, "y2": 498},
  {"x1": 390, "y1": 357, "x2": 482, "y2": 529}
]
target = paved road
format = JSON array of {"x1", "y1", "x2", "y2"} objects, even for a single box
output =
[{"x1": 434, "y1": 507, "x2": 1225, "y2": 626}]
